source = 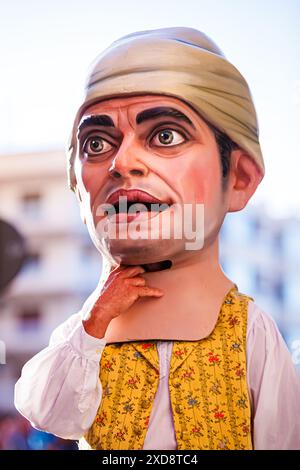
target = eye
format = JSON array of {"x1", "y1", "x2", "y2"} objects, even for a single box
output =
[
  {"x1": 82, "y1": 135, "x2": 113, "y2": 156},
  {"x1": 151, "y1": 129, "x2": 186, "y2": 147}
]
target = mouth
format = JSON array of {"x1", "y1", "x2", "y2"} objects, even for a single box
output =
[
  {"x1": 104, "y1": 189, "x2": 172, "y2": 223},
  {"x1": 111, "y1": 200, "x2": 169, "y2": 214}
]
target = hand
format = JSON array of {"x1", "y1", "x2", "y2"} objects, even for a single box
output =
[{"x1": 82, "y1": 265, "x2": 164, "y2": 338}]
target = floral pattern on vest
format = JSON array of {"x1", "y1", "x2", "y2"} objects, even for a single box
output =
[{"x1": 80, "y1": 286, "x2": 253, "y2": 450}]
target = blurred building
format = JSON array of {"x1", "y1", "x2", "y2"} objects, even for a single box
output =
[
  {"x1": 0, "y1": 149, "x2": 299, "y2": 420},
  {"x1": 220, "y1": 206, "x2": 300, "y2": 370},
  {"x1": 0, "y1": 150, "x2": 101, "y2": 415}
]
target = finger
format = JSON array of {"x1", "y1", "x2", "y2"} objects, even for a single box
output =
[
  {"x1": 136, "y1": 286, "x2": 164, "y2": 297},
  {"x1": 127, "y1": 277, "x2": 146, "y2": 287},
  {"x1": 118, "y1": 266, "x2": 145, "y2": 279},
  {"x1": 107, "y1": 264, "x2": 127, "y2": 281}
]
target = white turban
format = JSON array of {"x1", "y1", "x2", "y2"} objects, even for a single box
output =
[{"x1": 67, "y1": 27, "x2": 264, "y2": 190}]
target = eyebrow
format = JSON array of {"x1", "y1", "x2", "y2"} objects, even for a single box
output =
[
  {"x1": 78, "y1": 115, "x2": 115, "y2": 133},
  {"x1": 136, "y1": 106, "x2": 195, "y2": 129},
  {"x1": 78, "y1": 106, "x2": 196, "y2": 134}
]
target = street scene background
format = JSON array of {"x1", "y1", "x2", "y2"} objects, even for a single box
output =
[{"x1": 0, "y1": 0, "x2": 299, "y2": 450}]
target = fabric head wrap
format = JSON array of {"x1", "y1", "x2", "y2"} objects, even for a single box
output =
[{"x1": 67, "y1": 27, "x2": 264, "y2": 190}]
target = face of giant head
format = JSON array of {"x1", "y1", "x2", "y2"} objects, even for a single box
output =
[{"x1": 73, "y1": 94, "x2": 261, "y2": 266}]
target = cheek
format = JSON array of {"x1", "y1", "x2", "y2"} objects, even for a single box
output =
[
  {"x1": 171, "y1": 147, "x2": 222, "y2": 205},
  {"x1": 81, "y1": 163, "x2": 95, "y2": 192},
  {"x1": 77, "y1": 160, "x2": 107, "y2": 203},
  {"x1": 183, "y1": 165, "x2": 207, "y2": 202}
]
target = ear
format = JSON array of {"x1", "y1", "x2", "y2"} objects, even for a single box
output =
[
  {"x1": 74, "y1": 186, "x2": 87, "y2": 225},
  {"x1": 227, "y1": 150, "x2": 264, "y2": 212}
]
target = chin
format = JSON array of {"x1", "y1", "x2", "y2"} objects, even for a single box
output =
[{"x1": 107, "y1": 237, "x2": 185, "y2": 265}]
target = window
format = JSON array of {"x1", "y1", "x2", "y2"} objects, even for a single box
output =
[
  {"x1": 250, "y1": 215, "x2": 261, "y2": 235},
  {"x1": 22, "y1": 252, "x2": 41, "y2": 273},
  {"x1": 273, "y1": 278, "x2": 285, "y2": 304},
  {"x1": 273, "y1": 231, "x2": 283, "y2": 254},
  {"x1": 254, "y1": 269, "x2": 270, "y2": 293},
  {"x1": 21, "y1": 192, "x2": 41, "y2": 217},
  {"x1": 80, "y1": 244, "x2": 96, "y2": 262},
  {"x1": 17, "y1": 308, "x2": 41, "y2": 331}
]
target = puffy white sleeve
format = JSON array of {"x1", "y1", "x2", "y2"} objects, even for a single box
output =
[
  {"x1": 247, "y1": 302, "x2": 300, "y2": 450},
  {"x1": 14, "y1": 311, "x2": 106, "y2": 440}
]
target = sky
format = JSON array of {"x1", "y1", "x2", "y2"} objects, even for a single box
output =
[{"x1": 0, "y1": 0, "x2": 299, "y2": 217}]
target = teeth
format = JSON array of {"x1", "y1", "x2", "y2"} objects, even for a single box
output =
[{"x1": 112, "y1": 201, "x2": 169, "y2": 214}]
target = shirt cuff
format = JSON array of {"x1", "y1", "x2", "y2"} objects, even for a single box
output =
[{"x1": 67, "y1": 321, "x2": 107, "y2": 361}]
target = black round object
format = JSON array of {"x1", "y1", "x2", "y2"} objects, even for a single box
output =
[{"x1": 0, "y1": 219, "x2": 27, "y2": 291}]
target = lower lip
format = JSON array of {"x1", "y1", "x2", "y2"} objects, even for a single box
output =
[{"x1": 109, "y1": 209, "x2": 170, "y2": 224}]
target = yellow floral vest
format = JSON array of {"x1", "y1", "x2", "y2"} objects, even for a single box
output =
[{"x1": 80, "y1": 286, "x2": 253, "y2": 450}]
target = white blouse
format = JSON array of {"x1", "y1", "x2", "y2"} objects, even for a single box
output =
[{"x1": 14, "y1": 301, "x2": 300, "y2": 449}]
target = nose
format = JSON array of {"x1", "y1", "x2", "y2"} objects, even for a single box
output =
[{"x1": 108, "y1": 143, "x2": 149, "y2": 179}]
